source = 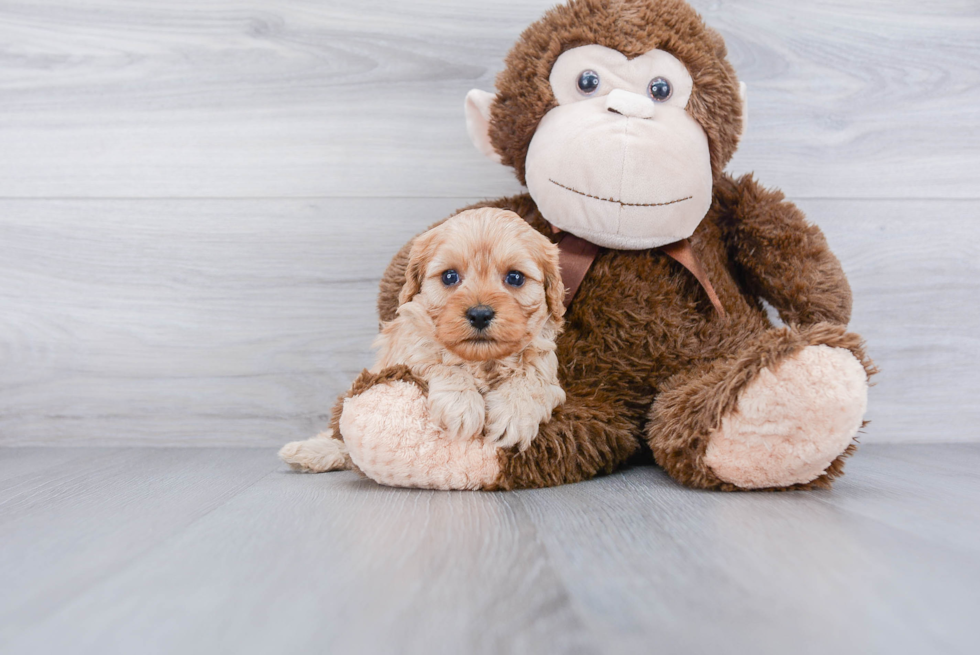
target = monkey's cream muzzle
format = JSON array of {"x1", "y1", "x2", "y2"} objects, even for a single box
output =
[{"x1": 522, "y1": 45, "x2": 714, "y2": 250}]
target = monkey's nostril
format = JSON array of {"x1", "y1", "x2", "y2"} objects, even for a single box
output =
[
  {"x1": 465, "y1": 305, "x2": 495, "y2": 330},
  {"x1": 605, "y1": 89, "x2": 657, "y2": 119}
]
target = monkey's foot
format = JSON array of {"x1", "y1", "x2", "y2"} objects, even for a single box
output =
[
  {"x1": 340, "y1": 380, "x2": 501, "y2": 490},
  {"x1": 704, "y1": 345, "x2": 869, "y2": 489},
  {"x1": 278, "y1": 430, "x2": 351, "y2": 473}
]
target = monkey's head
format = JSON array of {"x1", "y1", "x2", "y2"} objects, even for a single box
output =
[{"x1": 464, "y1": 0, "x2": 746, "y2": 250}]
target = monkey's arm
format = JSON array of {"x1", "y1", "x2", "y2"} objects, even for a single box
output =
[{"x1": 719, "y1": 174, "x2": 852, "y2": 326}]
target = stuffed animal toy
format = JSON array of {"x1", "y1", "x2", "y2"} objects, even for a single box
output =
[{"x1": 280, "y1": 0, "x2": 875, "y2": 492}]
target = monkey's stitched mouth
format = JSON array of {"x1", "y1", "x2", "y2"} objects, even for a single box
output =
[{"x1": 549, "y1": 179, "x2": 692, "y2": 208}]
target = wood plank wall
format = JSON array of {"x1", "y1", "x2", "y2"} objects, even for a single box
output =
[{"x1": 1, "y1": 0, "x2": 978, "y2": 446}]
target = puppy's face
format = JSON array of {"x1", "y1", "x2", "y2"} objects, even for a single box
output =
[{"x1": 399, "y1": 208, "x2": 564, "y2": 362}]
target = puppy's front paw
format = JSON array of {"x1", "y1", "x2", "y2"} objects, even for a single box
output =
[
  {"x1": 484, "y1": 382, "x2": 562, "y2": 451},
  {"x1": 428, "y1": 389, "x2": 485, "y2": 440},
  {"x1": 484, "y1": 409, "x2": 542, "y2": 451}
]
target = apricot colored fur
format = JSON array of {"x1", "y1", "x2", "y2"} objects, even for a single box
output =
[{"x1": 375, "y1": 209, "x2": 566, "y2": 451}]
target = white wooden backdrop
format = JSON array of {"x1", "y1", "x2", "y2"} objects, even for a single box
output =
[{"x1": 1, "y1": 0, "x2": 978, "y2": 446}]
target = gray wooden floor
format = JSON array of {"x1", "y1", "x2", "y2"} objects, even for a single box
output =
[{"x1": 1, "y1": 444, "x2": 978, "y2": 655}]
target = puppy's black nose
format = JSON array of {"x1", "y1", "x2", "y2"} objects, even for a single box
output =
[{"x1": 466, "y1": 305, "x2": 495, "y2": 330}]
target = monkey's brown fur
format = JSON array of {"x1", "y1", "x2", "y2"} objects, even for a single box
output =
[{"x1": 355, "y1": 0, "x2": 875, "y2": 490}]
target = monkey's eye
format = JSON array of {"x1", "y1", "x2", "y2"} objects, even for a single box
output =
[
  {"x1": 648, "y1": 77, "x2": 672, "y2": 102},
  {"x1": 504, "y1": 271, "x2": 525, "y2": 287},
  {"x1": 577, "y1": 70, "x2": 600, "y2": 96},
  {"x1": 441, "y1": 270, "x2": 460, "y2": 286}
]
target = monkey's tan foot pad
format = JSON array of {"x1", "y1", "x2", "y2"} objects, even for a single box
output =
[
  {"x1": 278, "y1": 430, "x2": 352, "y2": 473},
  {"x1": 340, "y1": 380, "x2": 501, "y2": 490},
  {"x1": 704, "y1": 345, "x2": 869, "y2": 489}
]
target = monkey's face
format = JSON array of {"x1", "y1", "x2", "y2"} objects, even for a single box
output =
[{"x1": 524, "y1": 45, "x2": 713, "y2": 250}]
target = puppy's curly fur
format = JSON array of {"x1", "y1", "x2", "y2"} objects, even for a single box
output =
[{"x1": 375, "y1": 207, "x2": 566, "y2": 450}]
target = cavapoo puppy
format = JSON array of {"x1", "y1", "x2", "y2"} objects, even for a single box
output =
[
  {"x1": 279, "y1": 207, "x2": 566, "y2": 474},
  {"x1": 374, "y1": 207, "x2": 566, "y2": 449}
]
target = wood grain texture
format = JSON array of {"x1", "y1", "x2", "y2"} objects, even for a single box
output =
[
  {"x1": 805, "y1": 198, "x2": 980, "y2": 443},
  {"x1": 0, "y1": 198, "x2": 463, "y2": 445},
  {"x1": 0, "y1": 0, "x2": 977, "y2": 199},
  {"x1": 1, "y1": 445, "x2": 978, "y2": 654},
  {"x1": 516, "y1": 445, "x2": 980, "y2": 654},
  {"x1": 1, "y1": 198, "x2": 978, "y2": 446},
  {"x1": 0, "y1": 448, "x2": 277, "y2": 637},
  {"x1": 1, "y1": 1, "x2": 977, "y2": 447}
]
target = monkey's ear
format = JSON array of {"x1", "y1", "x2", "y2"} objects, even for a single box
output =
[
  {"x1": 738, "y1": 82, "x2": 749, "y2": 141},
  {"x1": 464, "y1": 89, "x2": 503, "y2": 164}
]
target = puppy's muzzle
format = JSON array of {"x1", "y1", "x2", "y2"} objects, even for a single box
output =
[{"x1": 465, "y1": 305, "x2": 495, "y2": 331}]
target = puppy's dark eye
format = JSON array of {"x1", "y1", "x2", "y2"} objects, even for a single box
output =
[
  {"x1": 504, "y1": 271, "x2": 525, "y2": 287},
  {"x1": 441, "y1": 270, "x2": 460, "y2": 286},
  {"x1": 648, "y1": 77, "x2": 672, "y2": 102},
  {"x1": 577, "y1": 70, "x2": 600, "y2": 96}
]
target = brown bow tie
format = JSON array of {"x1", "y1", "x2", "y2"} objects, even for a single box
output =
[{"x1": 555, "y1": 231, "x2": 726, "y2": 317}]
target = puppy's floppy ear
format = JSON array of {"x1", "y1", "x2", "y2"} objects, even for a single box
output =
[
  {"x1": 539, "y1": 240, "x2": 565, "y2": 322},
  {"x1": 398, "y1": 228, "x2": 438, "y2": 306}
]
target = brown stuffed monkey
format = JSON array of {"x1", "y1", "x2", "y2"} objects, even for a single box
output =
[{"x1": 279, "y1": 0, "x2": 875, "y2": 491}]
